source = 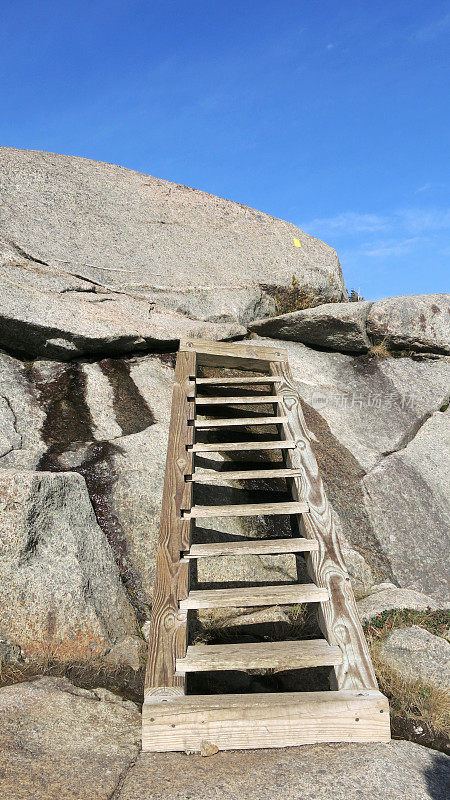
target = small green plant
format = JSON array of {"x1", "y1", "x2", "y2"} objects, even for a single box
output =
[{"x1": 362, "y1": 608, "x2": 450, "y2": 641}]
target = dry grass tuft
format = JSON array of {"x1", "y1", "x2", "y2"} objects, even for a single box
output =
[
  {"x1": 368, "y1": 338, "x2": 391, "y2": 359},
  {"x1": 370, "y1": 644, "x2": 450, "y2": 739},
  {"x1": 364, "y1": 608, "x2": 450, "y2": 747}
]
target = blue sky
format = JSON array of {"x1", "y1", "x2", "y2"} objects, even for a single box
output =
[{"x1": 1, "y1": 1, "x2": 449, "y2": 299}]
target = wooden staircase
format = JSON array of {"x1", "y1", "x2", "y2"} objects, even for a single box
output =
[{"x1": 142, "y1": 339, "x2": 390, "y2": 752}]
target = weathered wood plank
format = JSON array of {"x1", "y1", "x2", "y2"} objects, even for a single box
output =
[
  {"x1": 191, "y1": 439, "x2": 295, "y2": 452},
  {"x1": 175, "y1": 639, "x2": 343, "y2": 674},
  {"x1": 183, "y1": 500, "x2": 309, "y2": 519},
  {"x1": 189, "y1": 467, "x2": 303, "y2": 482},
  {"x1": 180, "y1": 338, "x2": 287, "y2": 370},
  {"x1": 194, "y1": 395, "x2": 281, "y2": 405},
  {"x1": 183, "y1": 537, "x2": 319, "y2": 558},
  {"x1": 142, "y1": 689, "x2": 390, "y2": 751},
  {"x1": 194, "y1": 416, "x2": 287, "y2": 428},
  {"x1": 270, "y1": 360, "x2": 379, "y2": 692},
  {"x1": 179, "y1": 583, "x2": 328, "y2": 609},
  {"x1": 144, "y1": 350, "x2": 196, "y2": 701},
  {"x1": 196, "y1": 375, "x2": 281, "y2": 385}
]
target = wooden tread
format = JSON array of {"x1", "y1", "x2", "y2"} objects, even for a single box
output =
[
  {"x1": 194, "y1": 416, "x2": 286, "y2": 428},
  {"x1": 179, "y1": 583, "x2": 328, "y2": 609},
  {"x1": 190, "y1": 439, "x2": 295, "y2": 452},
  {"x1": 194, "y1": 395, "x2": 280, "y2": 405},
  {"x1": 182, "y1": 501, "x2": 308, "y2": 519},
  {"x1": 142, "y1": 690, "x2": 390, "y2": 751},
  {"x1": 196, "y1": 376, "x2": 282, "y2": 385},
  {"x1": 183, "y1": 537, "x2": 319, "y2": 558},
  {"x1": 175, "y1": 639, "x2": 343, "y2": 674},
  {"x1": 189, "y1": 467, "x2": 303, "y2": 483}
]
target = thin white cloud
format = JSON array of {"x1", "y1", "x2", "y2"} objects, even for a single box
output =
[
  {"x1": 411, "y1": 13, "x2": 450, "y2": 42},
  {"x1": 397, "y1": 208, "x2": 450, "y2": 232},
  {"x1": 362, "y1": 237, "x2": 421, "y2": 258},
  {"x1": 414, "y1": 183, "x2": 433, "y2": 194},
  {"x1": 302, "y1": 208, "x2": 450, "y2": 237},
  {"x1": 302, "y1": 211, "x2": 388, "y2": 234}
]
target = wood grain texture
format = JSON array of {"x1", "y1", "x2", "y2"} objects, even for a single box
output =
[
  {"x1": 270, "y1": 360, "x2": 379, "y2": 692},
  {"x1": 183, "y1": 537, "x2": 319, "y2": 558},
  {"x1": 191, "y1": 439, "x2": 295, "y2": 452},
  {"x1": 189, "y1": 467, "x2": 303, "y2": 482},
  {"x1": 175, "y1": 639, "x2": 343, "y2": 674},
  {"x1": 180, "y1": 338, "x2": 287, "y2": 370},
  {"x1": 196, "y1": 375, "x2": 282, "y2": 385},
  {"x1": 194, "y1": 415, "x2": 286, "y2": 428},
  {"x1": 142, "y1": 689, "x2": 390, "y2": 751},
  {"x1": 194, "y1": 395, "x2": 281, "y2": 405},
  {"x1": 183, "y1": 500, "x2": 308, "y2": 519},
  {"x1": 144, "y1": 350, "x2": 196, "y2": 701},
  {"x1": 179, "y1": 583, "x2": 328, "y2": 609}
]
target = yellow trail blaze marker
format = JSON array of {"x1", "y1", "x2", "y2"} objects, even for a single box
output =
[{"x1": 293, "y1": 238, "x2": 301, "y2": 247}]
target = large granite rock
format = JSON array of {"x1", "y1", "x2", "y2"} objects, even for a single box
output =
[
  {"x1": 0, "y1": 470, "x2": 142, "y2": 665},
  {"x1": 249, "y1": 294, "x2": 450, "y2": 355},
  {"x1": 357, "y1": 583, "x2": 446, "y2": 623},
  {"x1": 377, "y1": 626, "x2": 450, "y2": 690},
  {"x1": 0, "y1": 147, "x2": 346, "y2": 358},
  {"x1": 0, "y1": 677, "x2": 140, "y2": 800},
  {"x1": 367, "y1": 294, "x2": 450, "y2": 354},
  {"x1": 249, "y1": 300, "x2": 373, "y2": 352},
  {"x1": 118, "y1": 742, "x2": 449, "y2": 800},
  {"x1": 363, "y1": 411, "x2": 450, "y2": 601}
]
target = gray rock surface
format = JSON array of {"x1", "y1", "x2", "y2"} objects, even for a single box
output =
[
  {"x1": 357, "y1": 583, "x2": 446, "y2": 622},
  {"x1": 0, "y1": 676, "x2": 141, "y2": 800},
  {"x1": 249, "y1": 338, "x2": 450, "y2": 471},
  {"x1": 0, "y1": 147, "x2": 346, "y2": 357},
  {"x1": 249, "y1": 300, "x2": 373, "y2": 352},
  {"x1": 249, "y1": 293, "x2": 450, "y2": 355},
  {"x1": 377, "y1": 626, "x2": 450, "y2": 690},
  {"x1": 367, "y1": 293, "x2": 450, "y2": 354},
  {"x1": 118, "y1": 741, "x2": 449, "y2": 800},
  {"x1": 0, "y1": 470, "x2": 141, "y2": 665},
  {"x1": 363, "y1": 411, "x2": 450, "y2": 601},
  {"x1": 0, "y1": 237, "x2": 246, "y2": 359}
]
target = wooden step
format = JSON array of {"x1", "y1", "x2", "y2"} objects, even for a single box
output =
[
  {"x1": 175, "y1": 639, "x2": 343, "y2": 674},
  {"x1": 190, "y1": 467, "x2": 303, "y2": 483},
  {"x1": 190, "y1": 439, "x2": 295, "y2": 452},
  {"x1": 194, "y1": 395, "x2": 280, "y2": 405},
  {"x1": 196, "y1": 376, "x2": 282, "y2": 385},
  {"x1": 142, "y1": 690, "x2": 390, "y2": 751},
  {"x1": 183, "y1": 537, "x2": 319, "y2": 558},
  {"x1": 179, "y1": 583, "x2": 328, "y2": 609},
  {"x1": 194, "y1": 416, "x2": 286, "y2": 429},
  {"x1": 182, "y1": 501, "x2": 308, "y2": 519}
]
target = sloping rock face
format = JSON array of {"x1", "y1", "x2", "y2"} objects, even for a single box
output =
[
  {"x1": 249, "y1": 294, "x2": 450, "y2": 355},
  {"x1": 363, "y1": 411, "x2": 450, "y2": 601},
  {"x1": 367, "y1": 294, "x2": 450, "y2": 354},
  {"x1": 0, "y1": 147, "x2": 346, "y2": 358},
  {"x1": 0, "y1": 677, "x2": 141, "y2": 800},
  {"x1": 0, "y1": 470, "x2": 141, "y2": 664},
  {"x1": 249, "y1": 300, "x2": 373, "y2": 352},
  {"x1": 119, "y1": 742, "x2": 449, "y2": 800}
]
